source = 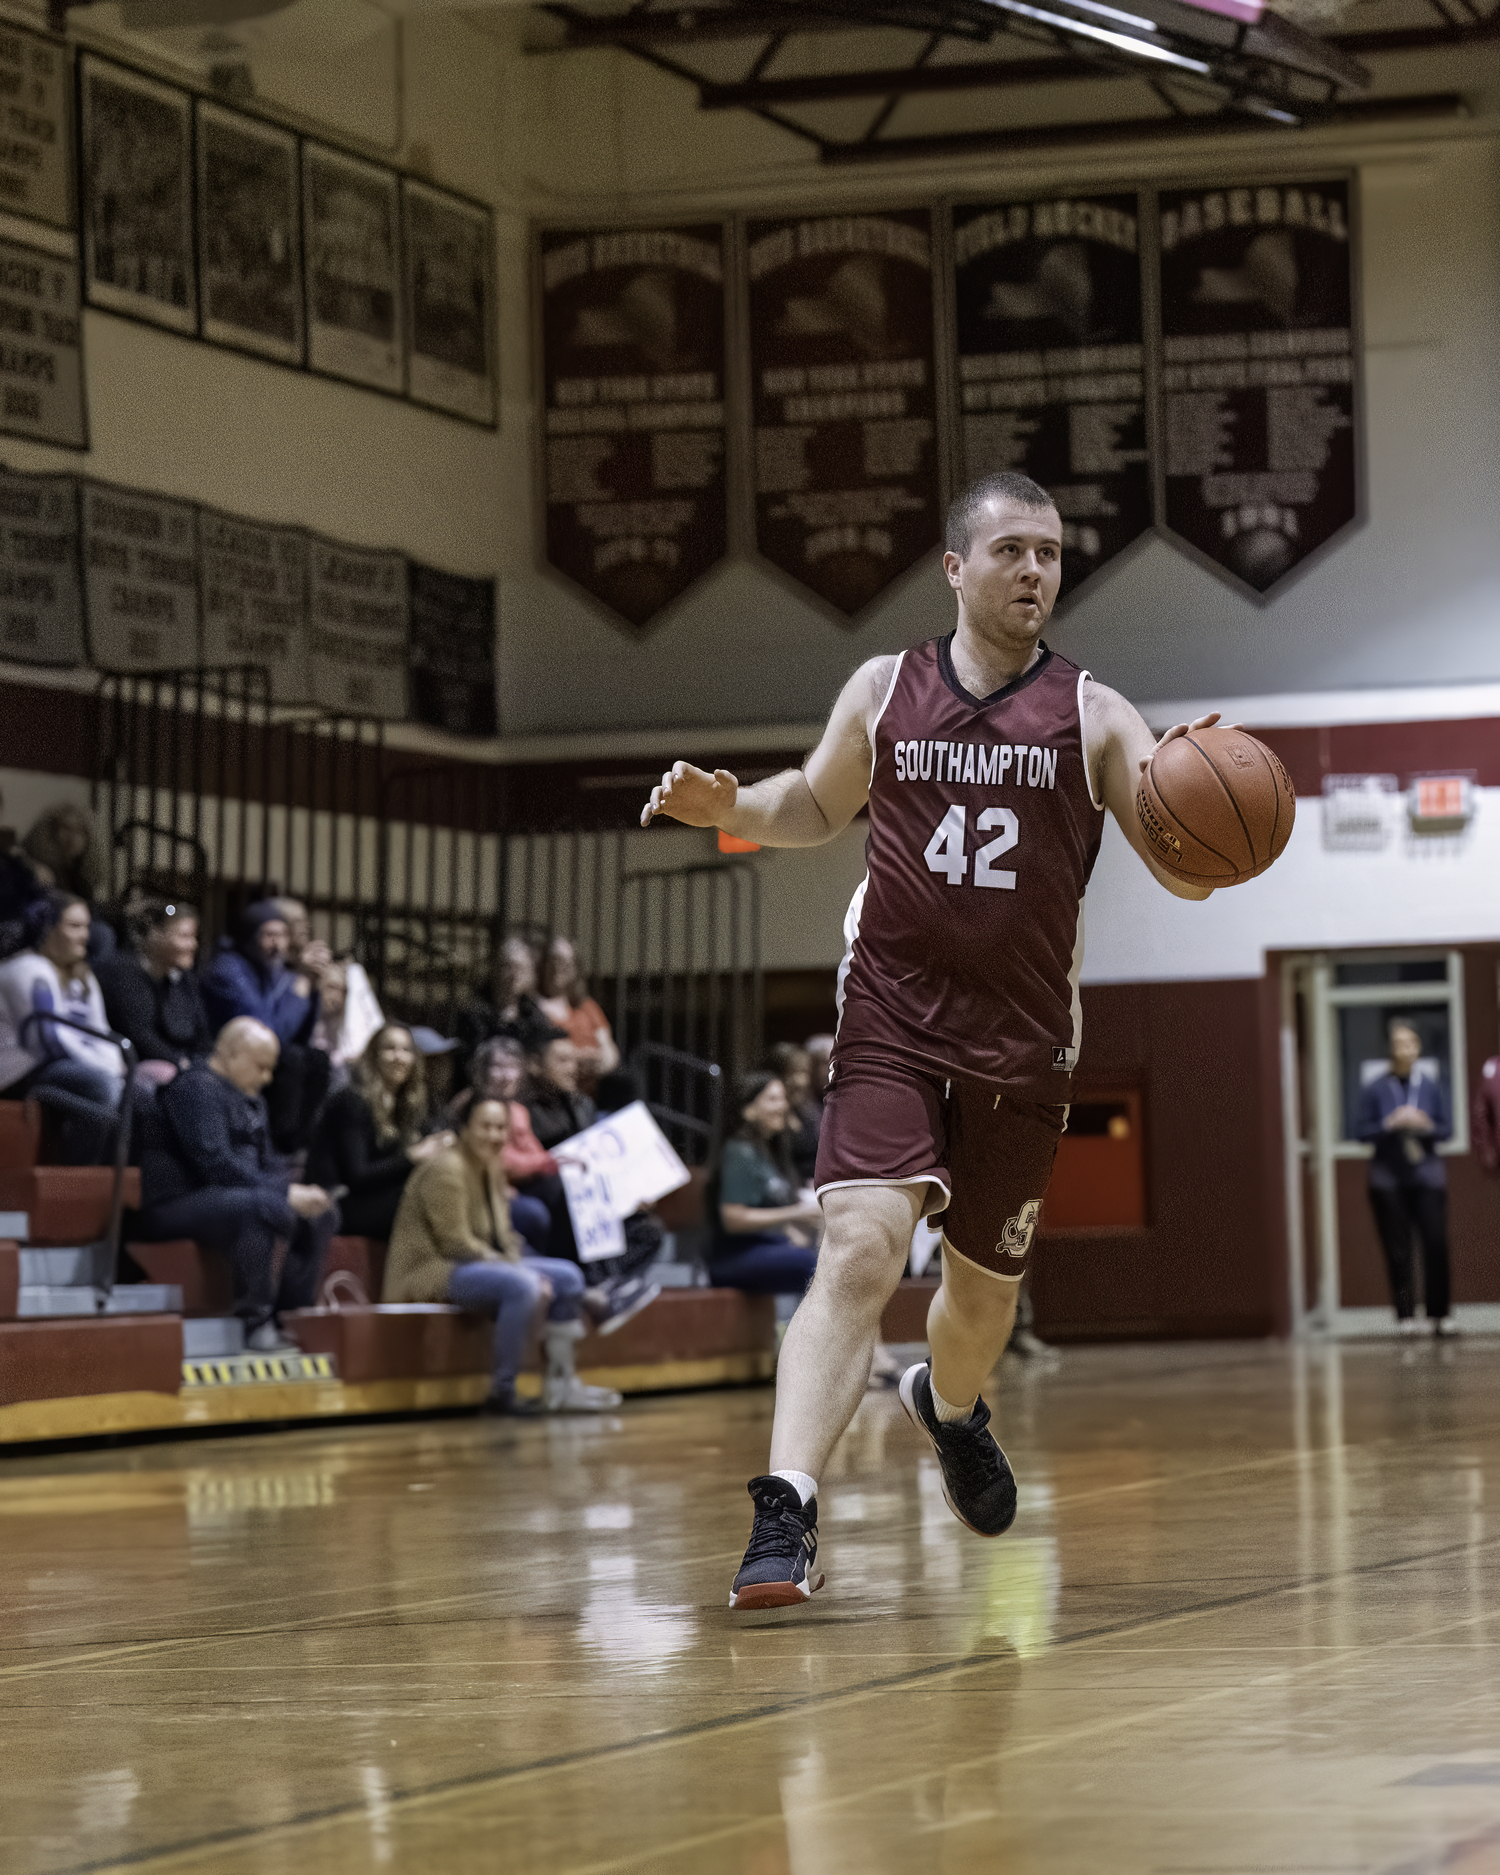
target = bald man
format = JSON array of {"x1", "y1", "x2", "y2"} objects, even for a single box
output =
[{"x1": 136, "y1": 1017, "x2": 338, "y2": 1351}]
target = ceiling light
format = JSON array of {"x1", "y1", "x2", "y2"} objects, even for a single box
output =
[
  {"x1": 979, "y1": 0, "x2": 1216, "y2": 71},
  {"x1": 1059, "y1": 0, "x2": 1161, "y2": 32}
]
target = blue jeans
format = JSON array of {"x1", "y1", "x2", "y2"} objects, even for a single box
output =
[
  {"x1": 509, "y1": 1194, "x2": 552, "y2": 1257},
  {"x1": 447, "y1": 1255, "x2": 586, "y2": 1391},
  {"x1": 137, "y1": 1186, "x2": 339, "y2": 1330},
  {"x1": 708, "y1": 1230, "x2": 817, "y2": 1297},
  {"x1": 10, "y1": 1058, "x2": 119, "y2": 1165}
]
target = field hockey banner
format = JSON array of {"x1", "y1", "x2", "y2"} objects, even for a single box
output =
[
  {"x1": 540, "y1": 224, "x2": 729, "y2": 632},
  {"x1": 1155, "y1": 179, "x2": 1359, "y2": 598},
  {"x1": 745, "y1": 210, "x2": 943, "y2": 621},
  {"x1": 953, "y1": 195, "x2": 1151, "y2": 602}
]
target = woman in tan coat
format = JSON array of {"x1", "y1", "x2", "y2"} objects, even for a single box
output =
[{"x1": 384, "y1": 1098, "x2": 621, "y2": 1415}]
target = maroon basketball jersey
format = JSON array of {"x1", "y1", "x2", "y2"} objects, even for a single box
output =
[{"x1": 835, "y1": 634, "x2": 1105, "y2": 1094}]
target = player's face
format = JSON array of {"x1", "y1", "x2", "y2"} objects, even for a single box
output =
[{"x1": 944, "y1": 500, "x2": 1063, "y2": 643}]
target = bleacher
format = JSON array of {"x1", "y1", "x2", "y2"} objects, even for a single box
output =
[{"x1": 0, "y1": 1076, "x2": 941, "y2": 1445}]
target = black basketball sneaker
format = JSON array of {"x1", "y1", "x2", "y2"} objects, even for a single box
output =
[
  {"x1": 899, "y1": 1362, "x2": 1018, "y2": 1536},
  {"x1": 729, "y1": 1475, "x2": 825, "y2": 1609}
]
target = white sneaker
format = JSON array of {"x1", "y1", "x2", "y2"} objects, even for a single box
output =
[
  {"x1": 1434, "y1": 1316, "x2": 1461, "y2": 1339},
  {"x1": 1397, "y1": 1318, "x2": 1421, "y2": 1338},
  {"x1": 543, "y1": 1372, "x2": 624, "y2": 1413}
]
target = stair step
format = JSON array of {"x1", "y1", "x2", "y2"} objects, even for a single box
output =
[
  {"x1": 0, "y1": 1170, "x2": 138, "y2": 1246},
  {"x1": 104, "y1": 1285, "x2": 182, "y2": 1315},
  {"x1": 0, "y1": 1212, "x2": 28, "y2": 1241},
  {"x1": 18, "y1": 1285, "x2": 100, "y2": 1317},
  {"x1": 183, "y1": 1317, "x2": 245, "y2": 1358},
  {"x1": 19, "y1": 1246, "x2": 108, "y2": 1288},
  {"x1": 16, "y1": 1283, "x2": 183, "y2": 1318}
]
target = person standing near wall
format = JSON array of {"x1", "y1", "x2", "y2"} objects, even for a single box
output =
[{"x1": 1356, "y1": 1019, "x2": 1455, "y2": 1337}]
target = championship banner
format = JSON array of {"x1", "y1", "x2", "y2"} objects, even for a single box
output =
[
  {"x1": 308, "y1": 537, "x2": 408, "y2": 719},
  {"x1": 1157, "y1": 179, "x2": 1359, "y2": 597},
  {"x1": 199, "y1": 510, "x2": 309, "y2": 702},
  {"x1": 0, "y1": 27, "x2": 73, "y2": 230},
  {"x1": 540, "y1": 224, "x2": 728, "y2": 631},
  {"x1": 746, "y1": 210, "x2": 942, "y2": 619},
  {"x1": 0, "y1": 240, "x2": 86, "y2": 450},
  {"x1": 82, "y1": 482, "x2": 200, "y2": 670},
  {"x1": 0, "y1": 468, "x2": 83, "y2": 666},
  {"x1": 954, "y1": 196, "x2": 1150, "y2": 600},
  {"x1": 408, "y1": 560, "x2": 496, "y2": 736}
]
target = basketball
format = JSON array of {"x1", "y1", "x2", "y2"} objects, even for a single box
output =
[{"x1": 1136, "y1": 725, "x2": 1296, "y2": 886}]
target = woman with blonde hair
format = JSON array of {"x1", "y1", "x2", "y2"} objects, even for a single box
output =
[{"x1": 307, "y1": 1022, "x2": 453, "y2": 1241}]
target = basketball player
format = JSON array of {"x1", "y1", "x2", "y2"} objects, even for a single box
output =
[{"x1": 642, "y1": 472, "x2": 1221, "y2": 1609}]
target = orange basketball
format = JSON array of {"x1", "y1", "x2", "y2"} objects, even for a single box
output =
[{"x1": 1135, "y1": 726, "x2": 1296, "y2": 887}]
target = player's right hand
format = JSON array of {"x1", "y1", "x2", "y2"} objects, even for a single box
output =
[{"x1": 641, "y1": 763, "x2": 739, "y2": 830}]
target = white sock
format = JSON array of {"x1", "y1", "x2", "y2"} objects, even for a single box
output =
[
  {"x1": 931, "y1": 1381, "x2": 978, "y2": 1424},
  {"x1": 772, "y1": 1468, "x2": 819, "y2": 1506}
]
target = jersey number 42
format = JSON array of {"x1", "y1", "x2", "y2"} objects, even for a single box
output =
[{"x1": 922, "y1": 805, "x2": 1018, "y2": 890}]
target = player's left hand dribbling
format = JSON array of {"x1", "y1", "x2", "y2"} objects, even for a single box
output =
[{"x1": 641, "y1": 763, "x2": 739, "y2": 829}]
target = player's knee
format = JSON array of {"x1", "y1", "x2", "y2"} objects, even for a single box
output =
[{"x1": 815, "y1": 1218, "x2": 909, "y2": 1301}]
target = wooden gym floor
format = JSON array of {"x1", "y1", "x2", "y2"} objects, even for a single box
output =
[{"x1": 5, "y1": 1338, "x2": 1500, "y2": 1874}]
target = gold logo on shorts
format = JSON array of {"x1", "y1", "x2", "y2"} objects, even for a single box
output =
[{"x1": 998, "y1": 1199, "x2": 1040, "y2": 1259}]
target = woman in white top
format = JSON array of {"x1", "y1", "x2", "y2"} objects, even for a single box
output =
[{"x1": 0, "y1": 891, "x2": 123, "y2": 1163}]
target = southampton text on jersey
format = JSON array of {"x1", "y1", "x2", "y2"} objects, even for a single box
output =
[{"x1": 891, "y1": 738, "x2": 1060, "y2": 789}]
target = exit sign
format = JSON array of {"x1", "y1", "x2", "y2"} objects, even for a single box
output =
[{"x1": 1409, "y1": 775, "x2": 1473, "y2": 830}]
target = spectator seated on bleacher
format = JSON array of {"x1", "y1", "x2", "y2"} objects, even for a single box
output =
[
  {"x1": 708, "y1": 1070, "x2": 821, "y2": 1297},
  {"x1": 306, "y1": 1023, "x2": 454, "y2": 1242},
  {"x1": 538, "y1": 936, "x2": 619, "y2": 1091},
  {"x1": 448, "y1": 1035, "x2": 557, "y2": 1254},
  {"x1": 384, "y1": 1097, "x2": 621, "y2": 1416},
  {"x1": 454, "y1": 935, "x2": 545, "y2": 1083},
  {"x1": 97, "y1": 898, "x2": 210, "y2": 1088},
  {"x1": 21, "y1": 803, "x2": 115, "y2": 961},
  {"x1": 766, "y1": 1042, "x2": 822, "y2": 1185},
  {"x1": 201, "y1": 902, "x2": 329, "y2": 1154},
  {"x1": 135, "y1": 1016, "x2": 338, "y2": 1353},
  {"x1": 0, "y1": 891, "x2": 123, "y2": 1164}
]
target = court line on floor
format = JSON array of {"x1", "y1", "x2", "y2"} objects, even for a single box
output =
[
  {"x1": 43, "y1": 1528, "x2": 1500, "y2": 1875},
  {"x1": 9, "y1": 1407, "x2": 1497, "y2": 1687},
  {"x1": 560, "y1": 1607, "x2": 1500, "y2": 1875}
]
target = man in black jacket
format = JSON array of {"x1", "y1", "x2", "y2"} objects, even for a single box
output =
[
  {"x1": 136, "y1": 1016, "x2": 338, "y2": 1350},
  {"x1": 98, "y1": 900, "x2": 211, "y2": 1081}
]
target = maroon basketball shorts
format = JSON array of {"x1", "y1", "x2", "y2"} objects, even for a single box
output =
[{"x1": 814, "y1": 1047, "x2": 1066, "y2": 1280}]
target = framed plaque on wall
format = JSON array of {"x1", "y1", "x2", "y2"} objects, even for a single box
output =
[
  {"x1": 196, "y1": 100, "x2": 304, "y2": 366},
  {"x1": 402, "y1": 178, "x2": 496, "y2": 426},
  {"x1": 539, "y1": 223, "x2": 728, "y2": 631},
  {"x1": 745, "y1": 210, "x2": 942, "y2": 620},
  {"x1": 79, "y1": 57, "x2": 196, "y2": 335},
  {"x1": 1156, "y1": 178, "x2": 1360, "y2": 597},
  {"x1": 303, "y1": 141, "x2": 404, "y2": 394}
]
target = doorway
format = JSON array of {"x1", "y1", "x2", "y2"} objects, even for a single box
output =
[{"x1": 1282, "y1": 948, "x2": 1471, "y2": 1335}]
